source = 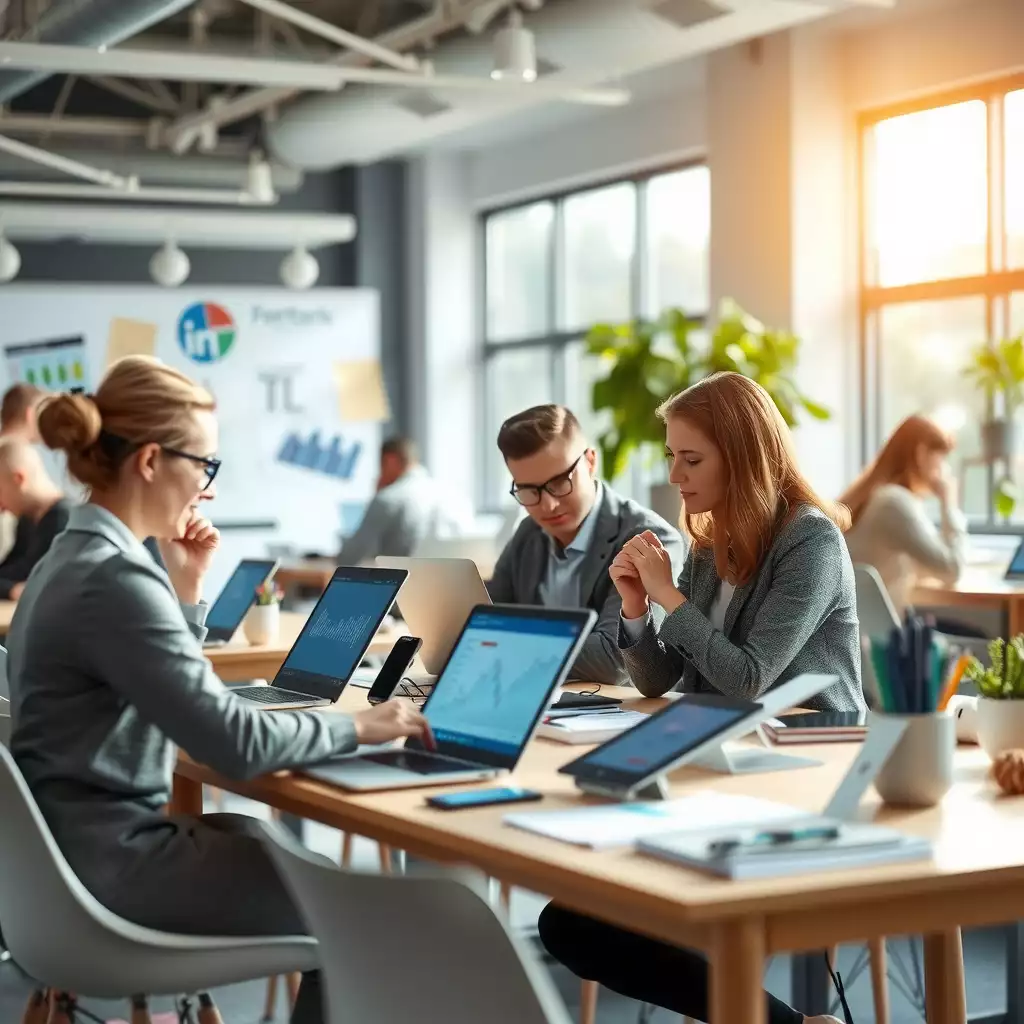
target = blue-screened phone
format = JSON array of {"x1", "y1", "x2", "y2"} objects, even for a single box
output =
[{"x1": 426, "y1": 786, "x2": 542, "y2": 810}]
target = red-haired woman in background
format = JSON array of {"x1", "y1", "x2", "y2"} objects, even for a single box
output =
[{"x1": 841, "y1": 415, "x2": 966, "y2": 619}]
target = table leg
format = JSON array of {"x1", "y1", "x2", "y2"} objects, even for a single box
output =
[
  {"x1": 923, "y1": 929, "x2": 966, "y2": 1024},
  {"x1": 1011, "y1": 599, "x2": 1024, "y2": 641},
  {"x1": 169, "y1": 774, "x2": 203, "y2": 816},
  {"x1": 709, "y1": 918, "x2": 766, "y2": 1024}
]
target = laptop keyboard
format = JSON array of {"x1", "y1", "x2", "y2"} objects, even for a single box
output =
[
  {"x1": 233, "y1": 686, "x2": 318, "y2": 704},
  {"x1": 361, "y1": 750, "x2": 480, "y2": 775}
]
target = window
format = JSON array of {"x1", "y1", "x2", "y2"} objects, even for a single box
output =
[
  {"x1": 861, "y1": 78, "x2": 1024, "y2": 525},
  {"x1": 480, "y1": 164, "x2": 710, "y2": 508}
]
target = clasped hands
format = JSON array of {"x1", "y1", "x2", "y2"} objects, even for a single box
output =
[{"x1": 610, "y1": 530, "x2": 685, "y2": 620}]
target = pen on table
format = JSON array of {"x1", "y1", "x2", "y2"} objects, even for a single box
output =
[{"x1": 708, "y1": 825, "x2": 840, "y2": 857}]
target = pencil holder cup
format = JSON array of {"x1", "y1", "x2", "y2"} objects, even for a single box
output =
[{"x1": 872, "y1": 711, "x2": 955, "y2": 808}]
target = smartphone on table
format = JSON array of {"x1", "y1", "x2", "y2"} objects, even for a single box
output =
[
  {"x1": 367, "y1": 636, "x2": 423, "y2": 705},
  {"x1": 426, "y1": 787, "x2": 542, "y2": 810}
]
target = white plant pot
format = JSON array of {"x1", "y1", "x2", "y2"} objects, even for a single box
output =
[
  {"x1": 648, "y1": 482, "x2": 681, "y2": 529},
  {"x1": 976, "y1": 696, "x2": 1024, "y2": 759},
  {"x1": 243, "y1": 603, "x2": 280, "y2": 647}
]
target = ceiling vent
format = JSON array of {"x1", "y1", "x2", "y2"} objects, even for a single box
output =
[{"x1": 652, "y1": 0, "x2": 729, "y2": 30}]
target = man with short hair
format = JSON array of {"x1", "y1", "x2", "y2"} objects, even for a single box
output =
[
  {"x1": 0, "y1": 383, "x2": 48, "y2": 563},
  {"x1": 338, "y1": 436, "x2": 459, "y2": 566},
  {"x1": 490, "y1": 404, "x2": 686, "y2": 685},
  {"x1": 0, "y1": 438, "x2": 72, "y2": 600}
]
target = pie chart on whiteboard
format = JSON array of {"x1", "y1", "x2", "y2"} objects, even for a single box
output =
[{"x1": 177, "y1": 302, "x2": 237, "y2": 364}]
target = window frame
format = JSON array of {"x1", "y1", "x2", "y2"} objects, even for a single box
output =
[
  {"x1": 858, "y1": 72, "x2": 1024, "y2": 530},
  {"x1": 479, "y1": 159, "x2": 710, "y2": 511}
]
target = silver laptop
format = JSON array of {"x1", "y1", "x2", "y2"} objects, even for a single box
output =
[
  {"x1": 232, "y1": 566, "x2": 407, "y2": 711},
  {"x1": 375, "y1": 557, "x2": 491, "y2": 674},
  {"x1": 202, "y1": 558, "x2": 279, "y2": 648},
  {"x1": 303, "y1": 604, "x2": 596, "y2": 791}
]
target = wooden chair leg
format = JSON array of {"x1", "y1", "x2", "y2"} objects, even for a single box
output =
[
  {"x1": 869, "y1": 936, "x2": 890, "y2": 1024},
  {"x1": 341, "y1": 831, "x2": 354, "y2": 868},
  {"x1": 19, "y1": 989, "x2": 49, "y2": 1024},
  {"x1": 129, "y1": 995, "x2": 153, "y2": 1024},
  {"x1": 262, "y1": 974, "x2": 280, "y2": 1022},
  {"x1": 286, "y1": 972, "x2": 302, "y2": 1007},
  {"x1": 197, "y1": 993, "x2": 224, "y2": 1024},
  {"x1": 499, "y1": 881, "x2": 511, "y2": 910},
  {"x1": 378, "y1": 842, "x2": 393, "y2": 874},
  {"x1": 579, "y1": 979, "x2": 599, "y2": 1024}
]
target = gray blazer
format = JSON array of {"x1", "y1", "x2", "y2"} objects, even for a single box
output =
[
  {"x1": 489, "y1": 485, "x2": 687, "y2": 685},
  {"x1": 7, "y1": 504, "x2": 357, "y2": 914},
  {"x1": 620, "y1": 505, "x2": 865, "y2": 712}
]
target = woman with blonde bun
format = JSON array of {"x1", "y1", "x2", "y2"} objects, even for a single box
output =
[{"x1": 6, "y1": 356, "x2": 433, "y2": 1024}]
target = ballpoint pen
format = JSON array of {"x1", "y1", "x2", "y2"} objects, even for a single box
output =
[{"x1": 708, "y1": 825, "x2": 841, "y2": 857}]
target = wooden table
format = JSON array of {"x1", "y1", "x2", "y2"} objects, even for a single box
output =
[
  {"x1": 0, "y1": 600, "x2": 14, "y2": 635},
  {"x1": 171, "y1": 687, "x2": 994, "y2": 1024},
  {"x1": 274, "y1": 560, "x2": 337, "y2": 594},
  {"x1": 915, "y1": 568, "x2": 1024, "y2": 635}
]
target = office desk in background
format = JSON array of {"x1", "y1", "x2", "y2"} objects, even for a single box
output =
[
  {"x1": 174, "y1": 686, "x2": 986, "y2": 1024},
  {"x1": 915, "y1": 566, "x2": 1024, "y2": 636},
  {"x1": 0, "y1": 601, "x2": 14, "y2": 636},
  {"x1": 274, "y1": 559, "x2": 338, "y2": 595}
]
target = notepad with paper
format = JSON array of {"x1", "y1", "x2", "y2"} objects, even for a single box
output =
[{"x1": 638, "y1": 818, "x2": 932, "y2": 879}]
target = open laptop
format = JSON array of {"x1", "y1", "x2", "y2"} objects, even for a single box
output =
[
  {"x1": 232, "y1": 566, "x2": 407, "y2": 711},
  {"x1": 375, "y1": 557, "x2": 492, "y2": 674},
  {"x1": 304, "y1": 604, "x2": 596, "y2": 791},
  {"x1": 202, "y1": 558, "x2": 279, "y2": 647}
]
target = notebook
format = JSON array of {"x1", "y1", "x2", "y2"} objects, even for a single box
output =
[
  {"x1": 536, "y1": 710, "x2": 649, "y2": 744},
  {"x1": 763, "y1": 712, "x2": 868, "y2": 745},
  {"x1": 639, "y1": 818, "x2": 932, "y2": 879}
]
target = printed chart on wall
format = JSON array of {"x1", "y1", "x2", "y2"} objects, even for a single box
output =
[{"x1": 5, "y1": 335, "x2": 89, "y2": 393}]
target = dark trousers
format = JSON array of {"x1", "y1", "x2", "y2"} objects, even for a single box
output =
[
  {"x1": 291, "y1": 972, "x2": 323, "y2": 1024},
  {"x1": 538, "y1": 905, "x2": 804, "y2": 1024}
]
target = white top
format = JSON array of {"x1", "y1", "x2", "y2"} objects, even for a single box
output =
[
  {"x1": 622, "y1": 579, "x2": 737, "y2": 640},
  {"x1": 844, "y1": 484, "x2": 967, "y2": 616}
]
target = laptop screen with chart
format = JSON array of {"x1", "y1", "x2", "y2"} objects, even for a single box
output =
[
  {"x1": 413, "y1": 605, "x2": 596, "y2": 768},
  {"x1": 271, "y1": 566, "x2": 406, "y2": 701}
]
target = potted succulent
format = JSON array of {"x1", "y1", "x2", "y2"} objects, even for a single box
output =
[
  {"x1": 587, "y1": 298, "x2": 831, "y2": 522},
  {"x1": 964, "y1": 635, "x2": 1024, "y2": 758},
  {"x1": 243, "y1": 580, "x2": 282, "y2": 646},
  {"x1": 963, "y1": 335, "x2": 1024, "y2": 519}
]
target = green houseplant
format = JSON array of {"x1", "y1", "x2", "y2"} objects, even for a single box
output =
[
  {"x1": 586, "y1": 298, "x2": 832, "y2": 487},
  {"x1": 963, "y1": 335, "x2": 1024, "y2": 520},
  {"x1": 964, "y1": 635, "x2": 1024, "y2": 759}
]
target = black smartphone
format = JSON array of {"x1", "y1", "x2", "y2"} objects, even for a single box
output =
[
  {"x1": 426, "y1": 787, "x2": 542, "y2": 811},
  {"x1": 367, "y1": 636, "x2": 422, "y2": 705}
]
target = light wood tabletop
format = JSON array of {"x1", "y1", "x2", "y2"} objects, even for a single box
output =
[
  {"x1": 208, "y1": 611, "x2": 400, "y2": 683},
  {"x1": 914, "y1": 566, "x2": 1024, "y2": 635},
  {"x1": 0, "y1": 600, "x2": 14, "y2": 635},
  {"x1": 170, "y1": 686, "x2": 997, "y2": 1024},
  {"x1": 274, "y1": 559, "x2": 338, "y2": 594}
]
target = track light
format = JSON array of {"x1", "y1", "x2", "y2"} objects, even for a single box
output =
[
  {"x1": 149, "y1": 240, "x2": 191, "y2": 287},
  {"x1": 491, "y1": 7, "x2": 536, "y2": 83},
  {"x1": 280, "y1": 246, "x2": 319, "y2": 290},
  {"x1": 246, "y1": 154, "x2": 276, "y2": 205},
  {"x1": 0, "y1": 234, "x2": 21, "y2": 283}
]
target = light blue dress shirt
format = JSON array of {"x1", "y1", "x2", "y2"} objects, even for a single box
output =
[{"x1": 537, "y1": 483, "x2": 603, "y2": 609}]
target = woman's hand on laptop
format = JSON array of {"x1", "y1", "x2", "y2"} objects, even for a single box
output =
[{"x1": 353, "y1": 701, "x2": 435, "y2": 750}]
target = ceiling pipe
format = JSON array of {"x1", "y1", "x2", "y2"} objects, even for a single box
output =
[
  {"x1": 0, "y1": 0, "x2": 195, "y2": 105},
  {"x1": 0, "y1": 132, "x2": 129, "y2": 188},
  {"x1": 0, "y1": 180, "x2": 279, "y2": 205}
]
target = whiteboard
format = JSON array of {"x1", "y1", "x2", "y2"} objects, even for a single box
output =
[{"x1": 0, "y1": 285, "x2": 381, "y2": 596}]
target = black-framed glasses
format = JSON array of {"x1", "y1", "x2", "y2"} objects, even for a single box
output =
[
  {"x1": 162, "y1": 445, "x2": 221, "y2": 491},
  {"x1": 509, "y1": 452, "x2": 586, "y2": 507},
  {"x1": 99, "y1": 431, "x2": 220, "y2": 491}
]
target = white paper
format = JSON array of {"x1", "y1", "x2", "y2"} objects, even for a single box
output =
[{"x1": 504, "y1": 792, "x2": 797, "y2": 850}]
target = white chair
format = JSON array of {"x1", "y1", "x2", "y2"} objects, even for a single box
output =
[
  {"x1": 0, "y1": 743, "x2": 319, "y2": 1021},
  {"x1": 265, "y1": 826, "x2": 573, "y2": 1024}
]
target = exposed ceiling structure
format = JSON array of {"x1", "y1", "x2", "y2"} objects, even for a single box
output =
[{"x1": 0, "y1": 0, "x2": 895, "y2": 271}]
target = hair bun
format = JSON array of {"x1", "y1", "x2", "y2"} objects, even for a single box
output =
[{"x1": 38, "y1": 393, "x2": 102, "y2": 453}]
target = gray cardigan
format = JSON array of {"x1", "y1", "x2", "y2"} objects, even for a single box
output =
[
  {"x1": 620, "y1": 505, "x2": 865, "y2": 712},
  {"x1": 489, "y1": 484, "x2": 687, "y2": 685},
  {"x1": 7, "y1": 504, "x2": 357, "y2": 907}
]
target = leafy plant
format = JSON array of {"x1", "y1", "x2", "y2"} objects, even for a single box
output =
[
  {"x1": 255, "y1": 581, "x2": 282, "y2": 606},
  {"x1": 964, "y1": 635, "x2": 1024, "y2": 699},
  {"x1": 963, "y1": 335, "x2": 1024, "y2": 414},
  {"x1": 586, "y1": 298, "x2": 831, "y2": 481}
]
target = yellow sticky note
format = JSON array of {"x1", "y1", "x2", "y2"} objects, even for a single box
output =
[
  {"x1": 332, "y1": 359, "x2": 391, "y2": 423},
  {"x1": 106, "y1": 318, "x2": 158, "y2": 368}
]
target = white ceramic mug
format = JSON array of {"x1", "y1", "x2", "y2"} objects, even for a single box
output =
[{"x1": 872, "y1": 710, "x2": 955, "y2": 808}]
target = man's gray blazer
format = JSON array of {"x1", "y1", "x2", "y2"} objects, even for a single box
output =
[{"x1": 488, "y1": 485, "x2": 686, "y2": 685}]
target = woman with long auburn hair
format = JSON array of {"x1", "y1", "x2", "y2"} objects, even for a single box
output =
[
  {"x1": 537, "y1": 373, "x2": 860, "y2": 1024},
  {"x1": 841, "y1": 414, "x2": 966, "y2": 617}
]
